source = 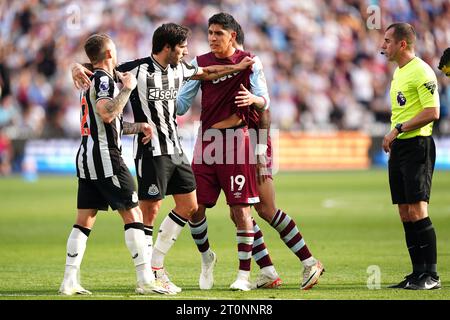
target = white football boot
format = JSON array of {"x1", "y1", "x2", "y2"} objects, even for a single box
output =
[
  {"x1": 301, "y1": 259, "x2": 324, "y2": 290},
  {"x1": 153, "y1": 268, "x2": 182, "y2": 293},
  {"x1": 135, "y1": 279, "x2": 175, "y2": 295},
  {"x1": 59, "y1": 278, "x2": 92, "y2": 296},
  {"x1": 199, "y1": 251, "x2": 217, "y2": 290}
]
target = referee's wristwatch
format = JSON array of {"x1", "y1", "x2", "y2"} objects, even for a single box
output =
[{"x1": 395, "y1": 123, "x2": 403, "y2": 133}]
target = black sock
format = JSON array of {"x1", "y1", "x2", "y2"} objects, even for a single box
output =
[
  {"x1": 414, "y1": 217, "x2": 437, "y2": 277},
  {"x1": 144, "y1": 225, "x2": 153, "y2": 237},
  {"x1": 402, "y1": 222, "x2": 425, "y2": 275},
  {"x1": 73, "y1": 224, "x2": 91, "y2": 237}
]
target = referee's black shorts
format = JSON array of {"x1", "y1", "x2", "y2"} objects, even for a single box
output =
[
  {"x1": 388, "y1": 136, "x2": 436, "y2": 204},
  {"x1": 77, "y1": 164, "x2": 139, "y2": 211},
  {"x1": 135, "y1": 153, "x2": 196, "y2": 201}
]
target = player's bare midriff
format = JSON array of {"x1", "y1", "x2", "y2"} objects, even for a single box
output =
[{"x1": 211, "y1": 113, "x2": 243, "y2": 129}]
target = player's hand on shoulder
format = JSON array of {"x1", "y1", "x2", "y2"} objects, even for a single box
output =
[
  {"x1": 72, "y1": 63, "x2": 93, "y2": 90},
  {"x1": 237, "y1": 56, "x2": 255, "y2": 70},
  {"x1": 116, "y1": 71, "x2": 137, "y2": 91}
]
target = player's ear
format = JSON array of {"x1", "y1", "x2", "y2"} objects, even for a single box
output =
[
  {"x1": 104, "y1": 48, "x2": 112, "y2": 59},
  {"x1": 400, "y1": 39, "x2": 408, "y2": 50}
]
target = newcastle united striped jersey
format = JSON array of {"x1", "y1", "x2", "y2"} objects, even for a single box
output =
[
  {"x1": 76, "y1": 69, "x2": 124, "y2": 180},
  {"x1": 116, "y1": 56, "x2": 197, "y2": 158}
]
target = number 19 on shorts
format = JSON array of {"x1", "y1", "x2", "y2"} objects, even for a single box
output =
[{"x1": 230, "y1": 175, "x2": 246, "y2": 192}]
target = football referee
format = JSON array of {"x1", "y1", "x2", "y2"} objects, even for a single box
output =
[{"x1": 381, "y1": 23, "x2": 441, "y2": 290}]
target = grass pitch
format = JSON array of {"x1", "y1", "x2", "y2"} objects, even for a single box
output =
[{"x1": 0, "y1": 169, "x2": 449, "y2": 300}]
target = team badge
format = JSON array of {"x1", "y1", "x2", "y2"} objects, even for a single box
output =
[{"x1": 148, "y1": 184, "x2": 159, "y2": 196}]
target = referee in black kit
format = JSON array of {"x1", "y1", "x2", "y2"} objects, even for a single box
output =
[{"x1": 381, "y1": 23, "x2": 441, "y2": 290}]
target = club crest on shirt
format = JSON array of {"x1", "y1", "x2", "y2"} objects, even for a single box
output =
[
  {"x1": 148, "y1": 184, "x2": 159, "y2": 196},
  {"x1": 132, "y1": 192, "x2": 138, "y2": 203},
  {"x1": 397, "y1": 91, "x2": 406, "y2": 106}
]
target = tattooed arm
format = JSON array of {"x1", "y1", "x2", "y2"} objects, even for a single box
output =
[
  {"x1": 192, "y1": 56, "x2": 255, "y2": 81},
  {"x1": 97, "y1": 87, "x2": 133, "y2": 123},
  {"x1": 123, "y1": 122, "x2": 144, "y2": 135},
  {"x1": 96, "y1": 71, "x2": 136, "y2": 124},
  {"x1": 123, "y1": 122, "x2": 153, "y2": 145}
]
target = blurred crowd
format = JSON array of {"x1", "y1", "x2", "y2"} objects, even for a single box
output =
[{"x1": 1, "y1": 0, "x2": 450, "y2": 175}]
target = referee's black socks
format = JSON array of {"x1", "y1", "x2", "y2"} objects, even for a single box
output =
[
  {"x1": 413, "y1": 217, "x2": 438, "y2": 277},
  {"x1": 402, "y1": 221, "x2": 425, "y2": 275}
]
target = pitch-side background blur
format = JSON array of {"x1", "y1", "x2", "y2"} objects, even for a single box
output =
[{"x1": 0, "y1": 0, "x2": 449, "y2": 178}]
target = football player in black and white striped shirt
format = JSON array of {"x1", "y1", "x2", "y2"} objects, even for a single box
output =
[
  {"x1": 60, "y1": 34, "x2": 172, "y2": 296},
  {"x1": 71, "y1": 23, "x2": 254, "y2": 293}
]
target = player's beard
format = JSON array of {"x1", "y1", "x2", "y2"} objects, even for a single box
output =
[{"x1": 168, "y1": 52, "x2": 181, "y2": 67}]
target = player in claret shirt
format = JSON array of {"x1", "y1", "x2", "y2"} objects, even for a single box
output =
[{"x1": 177, "y1": 16, "x2": 324, "y2": 291}]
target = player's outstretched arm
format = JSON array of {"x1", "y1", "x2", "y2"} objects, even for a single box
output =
[
  {"x1": 71, "y1": 62, "x2": 93, "y2": 90},
  {"x1": 193, "y1": 56, "x2": 255, "y2": 81}
]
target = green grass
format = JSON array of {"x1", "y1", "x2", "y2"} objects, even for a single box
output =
[{"x1": 0, "y1": 170, "x2": 449, "y2": 300}]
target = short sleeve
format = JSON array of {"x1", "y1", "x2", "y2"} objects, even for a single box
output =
[
  {"x1": 417, "y1": 70, "x2": 440, "y2": 109},
  {"x1": 94, "y1": 74, "x2": 115, "y2": 102},
  {"x1": 250, "y1": 56, "x2": 270, "y2": 110},
  {"x1": 181, "y1": 59, "x2": 198, "y2": 81}
]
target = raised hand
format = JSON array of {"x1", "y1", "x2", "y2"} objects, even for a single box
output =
[
  {"x1": 72, "y1": 63, "x2": 93, "y2": 90},
  {"x1": 116, "y1": 71, "x2": 137, "y2": 91},
  {"x1": 237, "y1": 56, "x2": 255, "y2": 70}
]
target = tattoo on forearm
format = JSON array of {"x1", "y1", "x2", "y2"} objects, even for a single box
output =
[
  {"x1": 123, "y1": 122, "x2": 142, "y2": 135},
  {"x1": 204, "y1": 65, "x2": 237, "y2": 78},
  {"x1": 104, "y1": 88, "x2": 132, "y2": 117}
]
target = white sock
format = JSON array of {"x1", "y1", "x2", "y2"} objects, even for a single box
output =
[
  {"x1": 201, "y1": 249, "x2": 215, "y2": 264},
  {"x1": 143, "y1": 225, "x2": 153, "y2": 265},
  {"x1": 302, "y1": 256, "x2": 316, "y2": 267},
  {"x1": 124, "y1": 224, "x2": 154, "y2": 284},
  {"x1": 261, "y1": 265, "x2": 278, "y2": 279},
  {"x1": 152, "y1": 212, "x2": 187, "y2": 268},
  {"x1": 65, "y1": 227, "x2": 88, "y2": 267},
  {"x1": 145, "y1": 234, "x2": 153, "y2": 265},
  {"x1": 237, "y1": 270, "x2": 251, "y2": 281},
  {"x1": 63, "y1": 227, "x2": 89, "y2": 283}
]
